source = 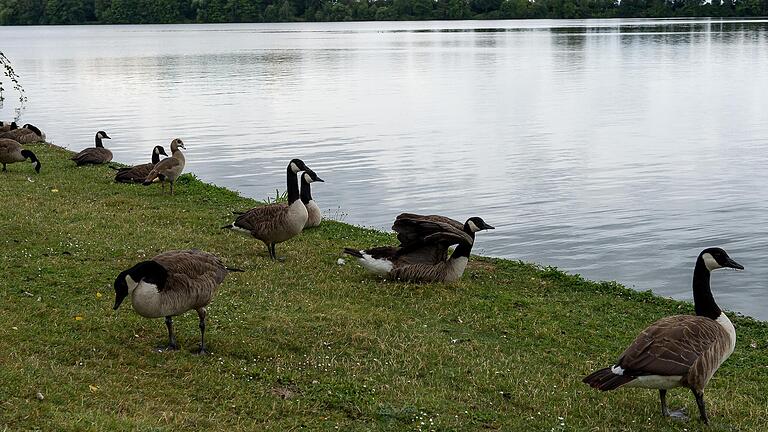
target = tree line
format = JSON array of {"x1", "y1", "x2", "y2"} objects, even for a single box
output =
[{"x1": 0, "y1": 0, "x2": 767, "y2": 25}]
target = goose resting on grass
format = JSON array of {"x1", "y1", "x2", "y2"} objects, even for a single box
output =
[{"x1": 343, "y1": 213, "x2": 494, "y2": 282}]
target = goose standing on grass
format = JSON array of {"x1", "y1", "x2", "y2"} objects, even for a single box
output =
[
  {"x1": 583, "y1": 247, "x2": 744, "y2": 425},
  {"x1": 301, "y1": 168, "x2": 324, "y2": 228},
  {"x1": 113, "y1": 249, "x2": 243, "y2": 354},
  {"x1": 343, "y1": 214, "x2": 494, "y2": 282},
  {"x1": 0, "y1": 139, "x2": 41, "y2": 173},
  {"x1": 0, "y1": 121, "x2": 18, "y2": 132},
  {"x1": 71, "y1": 131, "x2": 112, "y2": 166},
  {"x1": 114, "y1": 145, "x2": 168, "y2": 184},
  {"x1": 222, "y1": 159, "x2": 315, "y2": 260},
  {"x1": 143, "y1": 138, "x2": 185, "y2": 194}
]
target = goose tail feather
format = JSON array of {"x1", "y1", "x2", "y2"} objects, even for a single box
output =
[
  {"x1": 582, "y1": 367, "x2": 636, "y2": 391},
  {"x1": 343, "y1": 248, "x2": 364, "y2": 258}
]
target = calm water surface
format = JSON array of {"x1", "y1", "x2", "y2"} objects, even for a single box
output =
[{"x1": 2, "y1": 19, "x2": 767, "y2": 319}]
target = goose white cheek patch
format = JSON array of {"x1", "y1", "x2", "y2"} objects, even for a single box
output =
[
  {"x1": 468, "y1": 220, "x2": 480, "y2": 233},
  {"x1": 290, "y1": 162, "x2": 299, "y2": 173},
  {"x1": 702, "y1": 253, "x2": 720, "y2": 271}
]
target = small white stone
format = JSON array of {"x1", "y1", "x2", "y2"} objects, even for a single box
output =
[
  {"x1": 336, "y1": 258, "x2": 346, "y2": 266},
  {"x1": 35, "y1": 392, "x2": 44, "y2": 401}
]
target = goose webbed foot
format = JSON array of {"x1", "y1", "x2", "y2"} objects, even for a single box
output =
[
  {"x1": 667, "y1": 408, "x2": 689, "y2": 421},
  {"x1": 193, "y1": 347, "x2": 209, "y2": 356},
  {"x1": 660, "y1": 389, "x2": 689, "y2": 421},
  {"x1": 155, "y1": 343, "x2": 180, "y2": 353}
]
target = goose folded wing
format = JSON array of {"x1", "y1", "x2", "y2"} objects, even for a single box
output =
[
  {"x1": 233, "y1": 203, "x2": 289, "y2": 233},
  {"x1": 151, "y1": 157, "x2": 180, "y2": 176},
  {"x1": 116, "y1": 163, "x2": 153, "y2": 182},
  {"x1": 153, "y1": 250, "x2": 228, "y2": 290},
  {"x1": 72, "y1": 148, "x2": 109, "y2": 164},
  {"x1": 616, "y1": 315, "x2": 727, "y2": 376}
]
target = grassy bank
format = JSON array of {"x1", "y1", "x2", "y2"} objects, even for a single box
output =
[{"x1": 1, "y1": 142, "x2": 767, "y2": 431}]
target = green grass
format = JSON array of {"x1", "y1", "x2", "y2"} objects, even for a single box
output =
[{"x1": 1, "y1": 142, "x2": 767, "y2": 431}]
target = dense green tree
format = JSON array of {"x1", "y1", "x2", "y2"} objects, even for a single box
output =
[
  {"x1": 0, "y1": 0, "x2": 767, "y2": 25},
  {"x1": 44, "y1": 0, "x2": 86, "y2": 24}
]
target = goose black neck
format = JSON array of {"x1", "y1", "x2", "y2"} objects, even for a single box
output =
[
  {"x1": 95, "y1": 135, "x2": 104, "y2": 148},
  {"x1": 450, "y1": 239, "x2": 474, "y2": 260},
  {"x1": 151, "y1": 151, "x2": 160, "y2": 164},
  {"x1": 693, "y1": 259, "x2": 721, "y2": 320},
  {"x1": 286, "y1": 166, "x2": 300, "y2": 204},
  {"x1": 300, "y1": 177, "x2": 312, "y2": 204},
  {"x1": 20, "y1": 149, "x2": 38, "y2": 163}
]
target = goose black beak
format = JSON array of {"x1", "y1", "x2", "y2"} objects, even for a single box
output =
[
  {"x1": 484, "y1": 224, "x2": 495, "y2": 230},
  {"x1": 113, "y1": 293, "x2": 127, "y2": 310},
  {"x1": 104, "y1": 134, "x2": 112, "y2": 139},
  {"x1": 725, "y1": 258, "x2": 744, "y2": 270},
  {"x1": 315, "y1": 177, "x2": 325, "y2": 183}
]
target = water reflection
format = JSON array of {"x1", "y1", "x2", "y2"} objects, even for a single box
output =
[{"x1": 1, "y1": 19, "x2": 767, "y2": 319}]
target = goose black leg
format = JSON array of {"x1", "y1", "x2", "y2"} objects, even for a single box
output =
[
  {"x1": 660, "y1": 389, "x2": 688, "y2": 421},
  {"x1": 268, "y1": 243, "x2": 276, "y2": 260},
  {"x1": 170, "y1": 180, "x2": 175, "y2": 195},
  {"x1": 158, "y1": 316, "x2": 179, "y2": 352},
  {"x1": 2, "y1": 163, "x2": 6, "y2": 172},
  {"x1": 194, "y1": 307, "x2": 208, "y2": 355},
  {"x1": 692, "y1": 389, "x2": 708, "y2": 424}
]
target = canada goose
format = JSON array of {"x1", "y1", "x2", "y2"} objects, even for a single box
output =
[
  {"x1": 301, "y1": 168, "x2": 324, "y2": 228},
  {"x1": 343, "y1": 214, "x2": 495, "y2": 282},
  {"x1": 113, "y1": 249, "x2": 243, "y2": 354},
  {"x1": 71, "y1": 131, "x2": 112, "y2": 166},
  {"x1": 222, "y1": 159, "x2": 314, "y2": 260},
  {"x1": 0, "y1": 123, "x2": 44, "y2": 143},
  {"x1": 0, "y1": 121, "x2": 18, "y2": 132},
  {"x1": 0, "y1": 139, "x2": 41, "y2": 173},
  {"x1": 143, "y1": 139, "x2": 185, "y2": 194},
  {"x1": 582, "y1": 247, "x2": 744, "y2": 424},
  {"x1": 114, "y1": 145, "x2": 168, "y2": 184}
]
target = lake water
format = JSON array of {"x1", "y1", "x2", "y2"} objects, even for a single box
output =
[{"x1": 2, "y1": 19, "x2": 767, "y2": 320}]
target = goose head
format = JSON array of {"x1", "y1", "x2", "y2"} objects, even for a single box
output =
[
  {"x1": 465, "y1": 217, "x2": 495, "y2": 234},
  {"x1": 113, "y1": 261, "x2": 168, "y2": 310},
  {"x1": 288, "y1": 159, "x2": 309, "y2": 174},
  {"x1": 154, "y1": 145, "x2": 168, "y2": 157},
  {"x1": 96, "y1": 131, "x2": 111, "y2": 140},
  {"x1": 699, "y1": 247, "x2": 744, "y2": 272},
  {"x1": 301, "y1": 169, "x2": 324, "y2": 184},
  {"x1": 170, "y1": 138, "x2": 185, "y2": 151},
  {"x1": 8, "y1": 121, "x2": 18, "y2": 130}
]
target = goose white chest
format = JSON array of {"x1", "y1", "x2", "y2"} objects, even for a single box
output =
[
  {"x1": 130, "y1": 281, "x2": 166, "y2": 318},
  {"x1": 443, "y1": 257, "x2": 469, "y2": 282},
  {"x1": 286, "y1": 200, "x2": 309, "y2": 233}
]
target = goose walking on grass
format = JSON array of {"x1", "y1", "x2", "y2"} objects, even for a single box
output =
[
  {"x1": 114, "y1": 145, "x2": 168, "y2": 184},
  {"x1": 71, "y1": 131, "x2": 112, "y2": 166},
  {"x1": 301, "y1": 168, "x2": 324, "y2": 228},
  {"x1": 222, "y1": 159, "x2": 316, "y2": 260},
  {"x1": 0, "y1": 139, "x2": 41, "y2": 173},
  {"x1": 582, "y1": 247, "x2": 744, "y2": 425},
  {"x1": 343, "y1": 213, "x2": 494, "y2": 282},
  {"x1": 113, "y1": 249, "x2": 243, "y2": 354},
  {"x1": 143, "y1": 138, "x2": 185, "y2": 194}
]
